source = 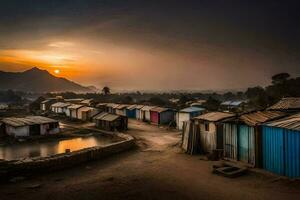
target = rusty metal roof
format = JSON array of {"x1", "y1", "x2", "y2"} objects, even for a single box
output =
[
  {"x1": 78, "y1": 106, "x2": 96, "y2": 112},
  {"x1": 67, "y1": 104, "x2": 84, "y2": 110},
  {"x1": 150, "y1": 107, "x2": 171, "y2": 113},
  {"x1": 50, "y1": 102, "x2": 71, "y2": 108},
  {"x1": 2, "y1": 116, "x2": 58, "y2": 127},
  {"x1": 141, "y1": 106, "x2": 156, "y2": 111},
  {"x1": 239, "y1": 111, "x2": 287, "y2": 126},
  {"x1": 135, "y1": 105, "x2": 144, "y2": 109},
  {"x1": 268, "y1": 97, "x2": 300, "y2": 110},
  {"x1": 94, "y1": 112, "x2": 120, "y2": 122},
  {"x1": 126, "y1": 105, "x2": 137, "y2": 110},
  {"x1": 264, "y1": 113, "x2": 300, "y2": 131},
  {"x1": 116, "y1": 104, "x2": 129, "y2": 109},
  {"x1": 194, "y1": 112, "x2": 235, "y2": 122}
]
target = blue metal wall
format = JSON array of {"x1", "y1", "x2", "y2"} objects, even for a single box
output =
[
  {"x1": 126, "y1": 109, "x2": 136, "y2": 118},
  {"x1": 238, "y1": 125, "x2": 255, "y2": 165},
  {"x1": 262, "y1": 126, "x2": 300, "y2": 178}
]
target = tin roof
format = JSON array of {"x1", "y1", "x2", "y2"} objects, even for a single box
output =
[
  {"x1": 94, "y1": 112, "x2": 120, "y2": 122},
  {"x1": 268, "y1": 97, "x2": 300, "y2": 110},
  {"x1": 221, "y1": 100, "x2": 245, "y2": 106},
  {"x1": 2, "y1": 116, "x2": 58, "y2": 127},
  {"x1": 80, "y1": 99, "x2": 94, "y2": 104},
  {"x1": 264, "y1": 113, "x2": 300, "y2": 131},
  {"x1": 180, "y1": 106, "x2": 205, "y2": 113},
  {"x1": 116, "y1": 104, "x2": 129, "y2": 109},
  {"x1": 96, "y1": 103, "x2": 107, "y2": 107},
  {"x1": 141, "y1": 106, "x2": 156, "y2": 111},
  {"x1": 126, "y1": 105, "x2": 137, "y2": 110},
  {"x1": 79, "y1": 106, "x2": 96, "y2": 112},
  {"x1": 135, "y1": 105, "x2": 144, "y2": 109},
  {"x1": 239, "y1": 111, "x2": 287, "y2": 126},
  {"x1": 150, "y1": 107, "x2": 171, "y2": 113},
  {"x1": 194, "y1": 112, "x2": 235, "y2": 122},
  {"x1": 67, "y1": 104, "x2": 84, "y2": 110},
  {"x1": 51, "y1": 102, "x2": 71, "y2": 108}
]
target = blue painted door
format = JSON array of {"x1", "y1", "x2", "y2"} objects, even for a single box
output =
[
  {"x1": 284, "y1": 129, "x2": 300, "y2": 178},
  {"x1": 262, "y1": 126, "x2": 285, "y2": 176},
  {"x1": 238, "y1": 125, "x2": 255, "y2": 165}
]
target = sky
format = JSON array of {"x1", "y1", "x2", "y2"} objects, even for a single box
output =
[{"x1": 0, "y1": 0, "x2": 300, "y2": 91}]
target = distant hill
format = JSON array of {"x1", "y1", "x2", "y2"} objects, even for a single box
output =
[{"x1": 0, "y1": 67, "x2": 93, "y2": 93}]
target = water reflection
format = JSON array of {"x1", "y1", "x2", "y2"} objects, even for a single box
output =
[{"x1": 0, "y1": 136, "x2": 116, "y2": 161}]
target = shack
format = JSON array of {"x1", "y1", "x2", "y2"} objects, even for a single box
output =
[
  {"x1": 106, "y1": 103, "x2": 119, "y2": 114},
  {"x1": 176, "y1": 107, "x2": 205, "y2": 130},
  {"x1": 135, "y1": 105, "x2": 144, "y2": 120},
  {"x1": 220, "y1": 100, "x2": 247, "y2": 112},
  {"x1": 77, "y1": 106, "x2": 99, "y2": 121},
  {"x1": 262, "y1": 113, "x2": 300, "y2": 178},
  {"x1": 80, "y1": 99, "x2": 95, "y2": 106},
  {"x1": 40, "y1": 99, "x2": 57, "y2": 111},
  {"x1": 222, "y1": 111, "x2": 286, "y2": 167},
  {"x1": 126, "y1": 105, "x2": 137, "y2": 118},
  {"x1": 150, "y1": 107, "x2": 175, "y2": 125},
  {"x1": 115, "y1": 104, "x2": 128, "y2": 116},
  {"x1": 94, "y1": 112, "x2": 128, "y2": 131},
  {"x1": 192, "y1": 112, "x2": 235, "y2": 154},
  {"x1": 66, "y1": 104, "x2": 84, "y2": 119},
  {"x1": 268, "y1": 97, "x2": 300, "y2": 112},
  {"x1": 2, "y1": 116, "x2": 59, "y2": 137},
  {"x1": 50, "y1": 102, "x2": 71, "y2": 114},
  {"x1": 95, "y1": 103, "x2": 108, "y2": 112},
  {"x1": 140, "y1": 106, "x2": 155, "y2": 122}
]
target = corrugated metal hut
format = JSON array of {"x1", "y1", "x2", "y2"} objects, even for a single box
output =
[
  {"x1": 193, "y1": 112, "x2": 235, "y2": 154},
  {"x1": 94, "y1": 112, "x2": 128, "y2": 132},
  {"x1": 77, "y1": 106, "x2": 99, "y2": 121},
  {"x1": 267, "y1": 97, "x2": 300, "y2": 112},
  {"x1": 126, "y1": 105, "x2": 137, "y2": 118},
  {"x1": 40, "y1": 99, "x2": 57, "y2": 111},
  {"x1": 140, "y1": 106, "x2": 156, "y2": 122},
  {"x1": 135, "y1": 105, "x2": 144, "y2": 120},
  {"x1": 80, "y1": 99, "x2": 95, "y2": 106},
  {"x1": 106, "y1": 103, "x2": 119, "y2": 114},
  {"x1": 96, "y1": 103, "x2": 108, "y2": 112},
  {"x1": 176, "y1": 107, "x2": 205, "y2": 130},
  {"x1": 115, "y1": 104, "x2": 128, "y2": 116},
  {"x1": 66, "y1": 104, "x2": 84, "y2": 119},
  {"x1": 2, "y1": 116, "x2": 59, "y2": 137},
  {"x1": 150, "y1": 107, "x2": 175, "y2": 125},
  {"x1": 223, "y1": 111, "x2": 287, "y2": 167},
  {"x1": 50, "y1": 102, "x2": 71, "y2": 114},
  {"x1": 262, "y1": 113, "x2": 300, "y2": 178}
]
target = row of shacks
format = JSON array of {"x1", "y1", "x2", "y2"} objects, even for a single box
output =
[{"x1": 182, "y1": 97, "x2": 300, "y2": 178}]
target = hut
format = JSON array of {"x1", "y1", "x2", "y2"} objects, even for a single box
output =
[
  {"x1": 126, "y1": 105, "x2": 137, "y2": 118},
  {"x1": 66, "y1": 104, "x2": 84, "y2": 119},
  {"x1": 94, "y1": 112, "x2": 128, "y2": 132},
  {"x1": 50, "y1": 102, "x2": 71, "y2": 114},
  {"x1": 115, "y1": 104, "x2": 128, "y2": 116},
  {"x1": 135, "y1": 105, "x2": 145, "y2": 120},
  {"x1": 77, "y1": 106, "x2": 99, "y2": 121},
  {"x1": 150, "y1": 107, "x2": 175, "y2": 125},
  {"x1": 140, "y1": 106, "x2": 156, "y2": 122},
  {"x1": 192, "y1": 112, "x2": 236, "y2": 154},
  {"x1": 2, "y1": 116, "x2": 59, "y2": 137},
  {"x1": 268, "y1": 97, "x2": 300, "y2": 112},
  {"x1": 106, "y1": 103, "x2": 119, "y2": 114},
  {"x1": 95, "y1": 103, "x2": 108, "y2": 112},
  {"x1": 222, "y1": 111, "x2": 287, "y2": 167},
  {"x1": 40, "y1": 99, "x2": 57, "y2": 111},
  {"x1": 261, "y1": 113, "x2": 300, "y2": 178},
  {"x1": 176, "y1": 107, "x2": 205, "y2": 130},
  {"x1": 80, "y1": 99, "x2": 95, "y2": 106},
  {"x1": 64, "y1": 98, "x2": 84, "y2": 104}
]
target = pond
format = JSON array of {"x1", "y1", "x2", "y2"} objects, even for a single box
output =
[{"x1": 0, "y1": 135, "x2": 120, "y2": 161}]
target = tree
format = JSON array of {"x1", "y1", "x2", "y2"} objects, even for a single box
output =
[
  {"x1": 102, "y1": 86, "x2": 110, "y2": 95},
  {"x1": 245, "y1": 86, "x2": 269, "y2": 108},
  {"x1": 202, "y1": 96, "x2": 220, "y2": 111},
  {"x1": 271, "y1": 73, "x2": 290, "y2": 85}
]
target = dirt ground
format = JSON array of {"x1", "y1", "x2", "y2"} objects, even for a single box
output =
[{"x1": 1, "y1": 120, "x2": 299, "y2": 200}]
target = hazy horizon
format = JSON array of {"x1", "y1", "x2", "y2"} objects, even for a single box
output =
[{"x1": 1, "y1": 0, "x2": 300, "y2": 91}]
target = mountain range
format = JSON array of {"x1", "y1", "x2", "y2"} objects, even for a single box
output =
[{"x1": 0, "y1": 67, "x2": 95, "y2": 93}]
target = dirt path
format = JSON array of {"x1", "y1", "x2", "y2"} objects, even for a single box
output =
[{"x1": 1, "y1": 120, "x2": 299, "y2": 200}]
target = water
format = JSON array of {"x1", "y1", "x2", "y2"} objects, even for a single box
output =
[{"x1": 0, "y1": 135, "x2": 119, "y2": 161}]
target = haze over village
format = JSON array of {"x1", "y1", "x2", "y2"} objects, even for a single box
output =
[{"x1": 0, "y1": 1, "x2": 300, "y2": 200}]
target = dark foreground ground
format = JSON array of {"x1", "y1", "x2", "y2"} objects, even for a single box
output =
[{"x1": 1, "y1": 120, "x2": 299, "y2": 200}]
